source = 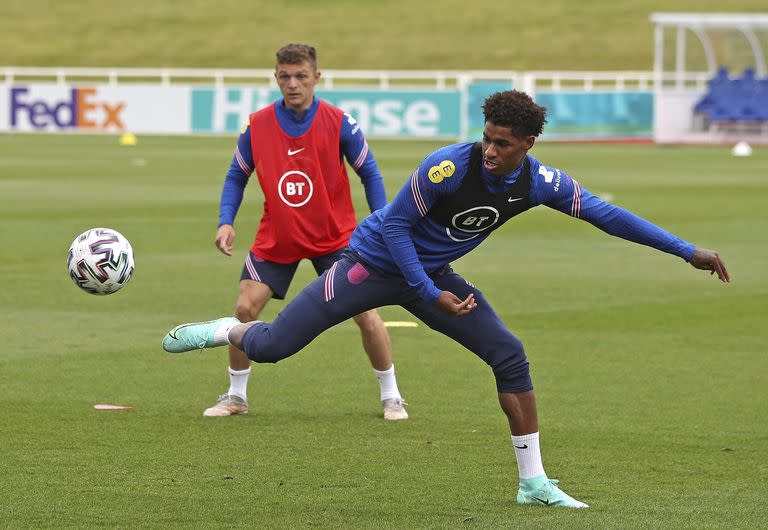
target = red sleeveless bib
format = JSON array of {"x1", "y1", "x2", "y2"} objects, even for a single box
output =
[{"x1": 248, "y1": 101, "x2": 356, "y2": 263}]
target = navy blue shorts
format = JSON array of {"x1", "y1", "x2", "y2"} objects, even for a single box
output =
[
  {"x1": 239, "y1": 248, "x2": 346, "y2": 299},
  {"x1": 241, "y1": 249, "x2": 532, "y2": 393}
]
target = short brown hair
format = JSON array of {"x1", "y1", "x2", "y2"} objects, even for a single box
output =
[{"x1": 276, "y1": 44, "x2": 317, "y2": 70}]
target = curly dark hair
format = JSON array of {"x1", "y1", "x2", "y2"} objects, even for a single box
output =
[
  {"x1": 482, "y1": 90, "x2": 547, "y2": 138},
  {"x1": 276, "y1": 43, "x2": 317, "y2": 70}
]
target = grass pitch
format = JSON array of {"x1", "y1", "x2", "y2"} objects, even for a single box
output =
[{"x1": 0, "y1": 133, "x2": 766, "y2": 528}]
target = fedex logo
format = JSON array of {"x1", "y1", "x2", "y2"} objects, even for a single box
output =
[{"x1": 10, "y1": 87, "x2": 126, "y2": 130}]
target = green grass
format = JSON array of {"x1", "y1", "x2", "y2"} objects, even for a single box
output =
[
  {"x1": 0, "y1": 133, "x2": 766, "y2": 528},
  {"x1": 1, "y1": 0, "x2": 767, "y2": 71}
]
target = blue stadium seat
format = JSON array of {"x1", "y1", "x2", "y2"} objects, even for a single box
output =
[
  {"x1": 739, "y1": 67, "x2": 756, "y2": 84},
  {"x1": 753, "y1": 79, "x2": 768, "y2": 120},
  {"x1": 693, "y1": 67, "x2": 731, "y2": 113},
  {"x1": 703, "y1": 67, "x2": 764, "y2": 124}
]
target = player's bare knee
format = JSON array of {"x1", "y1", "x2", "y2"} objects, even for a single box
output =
[
  {"x1": 352, "y1": 310, "x2": 383, "y2": 334},
  {"x1": 234, "y1": 298, "x2": 262, "y2": 322},
  {"x1": 234, "y1": 303, "x2": 256, "y2": 322},
  {"x1": 235, "y1": 281, "x2": 271, "y2": 322}
]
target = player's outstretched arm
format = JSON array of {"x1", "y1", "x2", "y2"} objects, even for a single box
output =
[
  {"x1": 215, "y1": 224, "x2": 236, "y2": 256},
  {"x1": 689, "y1": 247, "x2": 730, "y2": 283},
  {"x1": 434, "y1": 291, "x2": 477, "y2": 316}
]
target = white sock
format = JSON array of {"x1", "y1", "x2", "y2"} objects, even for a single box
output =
[
  {"x1": 227, "y1": 367, "x2": 251, "y2": 400},
  {"x1": 213, "y1": 320, "x2": 239, "y2": 345},
  {"x1": 373, "y1": 365, "x2": 402, "y2": 401},
  {"x1": 511, "y1": 432, "x2": 546, "y2": 479}
]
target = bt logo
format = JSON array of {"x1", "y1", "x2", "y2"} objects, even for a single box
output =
[
  {"x1": 278, "y1": 170, "x2": 314, "y2": 207},
  {"x1": 10, "y1": 87, "x2": 126, "y2": 130},
  {"x1": 452, "y1": 206, "x2": 500, "y2": 232}
]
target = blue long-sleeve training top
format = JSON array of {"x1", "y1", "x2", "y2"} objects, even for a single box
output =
[{"x1": 350, "y1": 142, "x2": 695, "y2": 304}]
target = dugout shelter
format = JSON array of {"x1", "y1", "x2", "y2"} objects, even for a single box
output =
[{"x1": 652, "y1": 12, "x2": 768, "y2": 144}]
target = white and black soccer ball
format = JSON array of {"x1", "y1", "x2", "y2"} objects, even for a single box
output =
[{"x1": 67, "y1": 228, "x2": 135, "y2": 295}]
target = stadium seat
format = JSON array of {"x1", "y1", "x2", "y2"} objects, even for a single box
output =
[
  {"x1": 699, "y1": 67, "x2": 766, "y2": 126},
  {"x1": 693, "y1": 67, "x2": 733, "y2": 114},
  {"x1": 739, "y1": 67, "x2": 756, "y2": 84},
  {"x1": 753, "y1": 79, "x2": 768, "y2": 120}
]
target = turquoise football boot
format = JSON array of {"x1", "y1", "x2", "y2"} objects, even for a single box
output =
[
  {"x1": 517, "y1": 477, "x2": 589, "y2": 508},
  {"x1": 162, "y1": 317, "x2": 240, "y2": 353}
]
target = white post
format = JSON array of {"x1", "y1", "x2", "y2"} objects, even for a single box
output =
[
  {"x1": 653, "y1": 21, "x2": 665, "y2": 143},
  {"x1": 458, "y1": 74, "x2": 471, "y2": 142},
  {"x1": 676, "y1": 25, "x2": 686, "y2": 89},
  {"x1": 437, "y1": 73, "x2": 445, "y2": 90},
  {"x1": 653, "y1": 23, "x2": 664, "y2": 90},
  {"x1": 521, "y1": 72, "x2": 536, "y2": 97}
]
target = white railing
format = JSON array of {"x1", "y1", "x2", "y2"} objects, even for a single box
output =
[
  {"x1": 521, "y1": 70, "x2": 708, "y2": 91},
  {"x1": 0, "y1": 66, "x2": 713, "y2": 92}
]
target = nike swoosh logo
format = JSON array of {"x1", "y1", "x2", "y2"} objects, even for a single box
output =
[
  {"x1": 288, "y1": 148, "x2": 305, "y2": 156},
  {"x1": 508, "y1": 197, "x2": 524, "y2": 203},
  {"x1": 168, "y1": 323, "x2": 191, "y2": 340},
  {"x1": 514, "y1": 444, "x2": 528, "y2": 449},
  {"x1": 532, "y1": 497, "x2": 550, "y2": 505}
]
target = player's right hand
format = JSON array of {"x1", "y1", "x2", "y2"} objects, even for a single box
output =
[
  {"x1": 434, "y1": 291, "x2": 477, "y2": 316},
  {"x1": 215, "y1": 224, "x2": 236, "y2": 256}
]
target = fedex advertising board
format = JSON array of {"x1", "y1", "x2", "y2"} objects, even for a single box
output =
[{"x1": 0, "y1": 85, "x2": 190, "y2": 134}]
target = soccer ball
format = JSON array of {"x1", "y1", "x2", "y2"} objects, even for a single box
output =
[{"x1": 67, "y1": 227, "x2": 135, "y2": 295}]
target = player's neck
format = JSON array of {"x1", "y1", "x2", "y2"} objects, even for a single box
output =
[{"x1": 282, "y1": 98, "x2": 315, "y2": 121}]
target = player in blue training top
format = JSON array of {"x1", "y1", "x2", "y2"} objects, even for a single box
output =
[{"x1": 164, "y1": 90, "x2": 729, "y2": 508}]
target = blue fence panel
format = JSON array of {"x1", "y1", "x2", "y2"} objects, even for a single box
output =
[
  {"x1": 191, "y1": 87, "x2": 460, "y2": 138},
  {"x1": 535, "y1": 91, "x2": 653, "y2": 139}
]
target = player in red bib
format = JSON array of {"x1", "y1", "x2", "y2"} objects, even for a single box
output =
[
  {"x1": 207, "y1": 44, "x2": 408, "y2": 420},
  {"x1": 247, "y1": 96, "x2": 357, "y2": 262}
]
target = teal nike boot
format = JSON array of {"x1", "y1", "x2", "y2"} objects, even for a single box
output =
[
  {"x1": 162, "y1": 317, "x2": 240, "y2": 353},
  {"x1": 517, "y1": 477, "x2": 589, "y2": 508}
]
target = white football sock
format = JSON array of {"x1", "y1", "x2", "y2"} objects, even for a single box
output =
[
  {"x1": 213, "y1": 320, "x2": 239, "y2": 345},
  {"x1": 511, "y1": 432, "x2": 545, "y2": 479},
  {"x1": 373, "y1": 365, "x2": 402, "y2": 401},
  {"x1": 227, "y1": 367, "x2": 251, "y2": 400}
]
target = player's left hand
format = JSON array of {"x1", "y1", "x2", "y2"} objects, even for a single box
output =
[
  {"x1": 434, "y1": 291, "x2": 477, "y2": 316},
  {"x1": 689, "y1": 247, "x2": 730, "y2": 283}
]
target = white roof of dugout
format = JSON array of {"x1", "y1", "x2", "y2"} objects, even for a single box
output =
[{"x1": 650, "y1": 12, "x2": 768, "y2": 78}]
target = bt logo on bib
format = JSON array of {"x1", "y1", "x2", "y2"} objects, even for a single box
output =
[{"x1": 278, "y1": 170, "x2": 314, "y2": 207}]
